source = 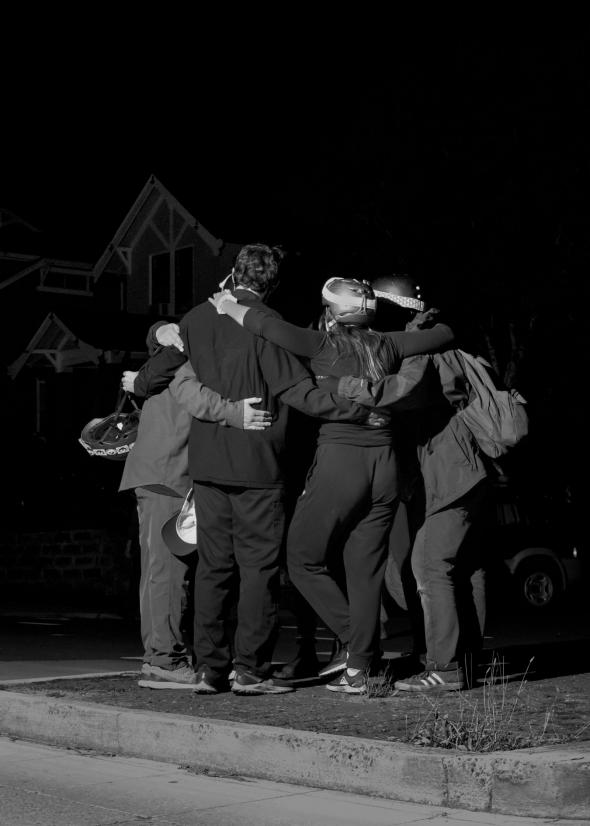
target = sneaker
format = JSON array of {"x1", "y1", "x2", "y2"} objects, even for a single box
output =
[
  {"x1": 139, "y1": 662, "x2": 197, "y2": 688},
  {"x1": 140, "y1": 662, "x2": 152, "y2": 676},
  {"x1": 231, "y1": 669, "x2": 294, "y2": 695},
  {"x1": 394, "y1": 668, "x2": 465, "y2": 692},
  {"x1": 326, "y1": 668, "x2": 367, "y2": 695},
  {"x1": 318, "y1": 641, "x2": 348, "y2": 678},
  {"x1": 193, "y1": 667, "x2": 219, "y2": 695},
  {"x1": 273, "y1": 649, "x2": 320, "y2": 681}
]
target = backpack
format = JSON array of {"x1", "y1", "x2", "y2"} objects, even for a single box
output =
[{"x1": 455, "y1": 350, "x2": 528, "y2": 458}]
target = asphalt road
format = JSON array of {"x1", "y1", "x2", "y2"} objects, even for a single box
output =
[{"x1": 0, "y1": 587, "x2": 588, "y2": 683}]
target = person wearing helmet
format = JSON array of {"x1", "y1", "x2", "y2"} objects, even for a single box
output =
[
  {"x1": 168, "y1": 245, "x2": 378, "y2": 697},
  {"x1": 371, "y1": 274, "x2": 425, "y2": 313},
  {"x1": 209, "y1": 276, "x2": 454, "y2": 694},
  {"x1": 336, "y1": 274, "x2": 491, "y2": 692}
]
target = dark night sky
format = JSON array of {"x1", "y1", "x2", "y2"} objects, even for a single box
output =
[
  {"x1": 4, "y1": 36, "x2": 590, "y2": 308},
  {"x1": 2, "y1": 31, "x2": 590, "y2": 504}
]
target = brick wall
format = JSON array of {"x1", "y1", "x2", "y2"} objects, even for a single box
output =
[{"x1": 0, "y1": 529, "x2": 137, "y2": 610}]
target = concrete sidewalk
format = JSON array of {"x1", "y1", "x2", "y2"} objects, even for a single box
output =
[
  {"x1": 1, "y1": 607, "x2": 589, "y2": 820},
  {"x1": 0, "y1": 681, "x2": 588, "y2": 820},
  {"x1": 3, "y1": 736, "x2": 578, "y2": 826}
]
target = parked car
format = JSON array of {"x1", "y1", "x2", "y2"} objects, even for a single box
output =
[{"x1": 487, "y1": 480, "x2": 583, "y2": 610}]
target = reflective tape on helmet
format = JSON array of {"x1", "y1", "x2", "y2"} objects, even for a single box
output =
[
  {"x1": 373, "y1": 290, "x2": 425, "y2": 312},
  {"x1": 78, "y1": 439, "x2": 135, "y2": 457}
]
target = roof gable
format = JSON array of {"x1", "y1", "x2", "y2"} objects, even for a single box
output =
[
  {"x1": 0, "y1": 209, "x2": 40, "y2": 233},
  {"x1": 8, "y1": 312, "x2": 101, "y2": 378},
  {"x1": 92, "y1": 174, "x2": 223, "y2": 281}
]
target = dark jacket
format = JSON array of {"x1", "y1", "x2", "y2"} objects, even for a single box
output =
[
  {"x1": 338, "y1": 351, "x2": 489, "y2": 516},
  {"x1": 179, "y1": 289, "x2": 369, "y2": 488}
]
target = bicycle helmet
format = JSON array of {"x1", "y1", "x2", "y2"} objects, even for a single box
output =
[
  {"x1": 78, "y1": 393, "x2": 140, "y2": 461},
  {"x1": 321, "y1": 277, "x2": 377, "y2": 326}
]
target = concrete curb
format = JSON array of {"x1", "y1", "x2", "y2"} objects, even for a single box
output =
[
  {"x1": 0, "y1": 672, "x2": 137, "y2": 685},
  {"x1": 0, "y1": 688, "x2": 588, "y2": 819}
]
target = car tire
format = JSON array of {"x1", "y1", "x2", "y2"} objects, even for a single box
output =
[{"x1": 514, "y1": 558, "x2": 563, "y2": 610}]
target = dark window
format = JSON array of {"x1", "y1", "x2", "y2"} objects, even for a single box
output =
[
  {"x1": 151, "y1": 253, "x2": 170, "y2": 305},
  {"x1": 175, "y1": 247, "x2": 194, "y2": 313},
  {"x1": 41, "y1": 272, "x2": 89, "y2": 293}
]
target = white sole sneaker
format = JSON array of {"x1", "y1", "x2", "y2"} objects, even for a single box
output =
[
  {"x1": 138, "y1": 679, "x2": 199, "y2": 690},
  {"x1": 231, "y1": 678, "x2": 294, "y2": 695},
  {"x1": 325, "y1": 675, "x2": 367, "y2": 695},
  {"x1": 394, "y1": 671, "x2": 464, "y2": 692}
]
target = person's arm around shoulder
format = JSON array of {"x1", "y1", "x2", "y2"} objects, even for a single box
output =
[
  {"x1": 128, "y1": 345, "x2": 187, "y2": 398},
  {"x1": 169, "y1": 362, "x2": 272, "y2": 431},
  {"x1": 385, "y1": 323, "x2": 455, "y2": 359},
  {"x1": 210, "y1": 291, "x2": 323, "y2": 359},
  {"x1": 146, "y1": 321, "x2": 184, "y2": 355}
]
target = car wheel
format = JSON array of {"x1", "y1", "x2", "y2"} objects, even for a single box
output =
[{"x1": 515, "y1": 559, "x2": 563, "y2": 609}]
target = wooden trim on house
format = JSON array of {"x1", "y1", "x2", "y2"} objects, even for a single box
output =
[
  {"x1": 8, "y1": 312, "x2": 102, "y2": 378},
  {"x1": 0, "y1": 255, "x2": 94, "y2": 295},
  {"x1": 92, "y1": 174, "x2": 224, "y2": 282}
]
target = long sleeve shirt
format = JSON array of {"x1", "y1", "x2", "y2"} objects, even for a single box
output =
[
  {"x1": 179, "y1": 290, "x2": 372, "y2": 487},
  {"x1": 337, "y1": 353, "x2": 489, "y2": 515},
  {"x1": 241, "y1": 309, "x2": 455, "y2": 447},
  {"x1": 119, "y1": 346, "x2": 244, "y2": 497}
]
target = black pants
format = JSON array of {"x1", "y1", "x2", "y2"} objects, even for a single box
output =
[
  {"x1": 287, "y1": 443, "x2": 398, "y2": 670},
  {"x1": 193, "y1": 482, "x2": 286, "y2": 679}
]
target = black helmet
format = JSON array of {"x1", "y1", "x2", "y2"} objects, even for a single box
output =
[
  {"x1": 78, "y1": 393, "x2": 140, "y2": 461},
  {"x1": 321, "y1": 277, "x2": 377, "y2": 327},
  {"x1": 371, "y1": 275, "x2": 425, "y2": 312}
]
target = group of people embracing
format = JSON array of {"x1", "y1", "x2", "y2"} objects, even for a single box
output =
[{"x1": 120, "y1": 243, "x2": 490, "y2": 697}]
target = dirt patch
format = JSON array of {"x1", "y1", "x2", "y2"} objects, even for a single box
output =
[{"x1": 6, "y1": 667, "x2": 590, "y2": 752}]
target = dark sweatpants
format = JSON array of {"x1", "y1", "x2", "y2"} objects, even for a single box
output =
[
  {"x1": 193, "y1": 482, "x2": 286, "y2": 679},
  {"x1": 287, "y1": 443, "x2": 398, "y2": 670}
]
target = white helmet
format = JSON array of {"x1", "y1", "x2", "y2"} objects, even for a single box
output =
[
  {"x1": 321, "y1": 277, "x2": 377, "y2": 327},
  {"x1": 371, "y1": 275, "x2": 425, "y2": 312}
]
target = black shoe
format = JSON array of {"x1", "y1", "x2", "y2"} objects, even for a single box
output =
[
  {"x1": 318, "y1": 641, "x2": 348, "y2": 678},
  {"x1": 394, "y1": 667, "x2": 465, "y2": 692},
  {"x1": 273, "y1": 650, "x2": 320, "y2": 681},
  {"x1": 231, "y1": 669, "x2": 294, "y2": 695},
  {"x1": 193, "y1": 667, "x2": 220, "y2": 694},
  {"x1": 326, "y1": 668, "x2": 368, "y2": 695}
]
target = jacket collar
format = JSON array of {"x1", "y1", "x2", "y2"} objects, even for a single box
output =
[{"x1": 233, "y1": 287, "x2": 266, "y2": 306}]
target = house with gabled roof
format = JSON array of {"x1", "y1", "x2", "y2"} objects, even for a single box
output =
[
  {"x1": 92, "y1": 174, "x2": 241, "y2": 316},
  {"x1": 8, "y1": 312, "x2": 102, "y2": 379},
  {"x1": 1, "y1": 179, "x2": 242, "y2": 526}
]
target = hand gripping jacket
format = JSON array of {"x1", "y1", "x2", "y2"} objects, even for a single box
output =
[
  {"x1": 78, "y1": 391, "x2": 141, "y2": 461},
  {"x1": 321, "y1": 277, "x2": 377, "y2": 327},
  {"x1": 371, "y1": 275, "x2": 425, "y2": 313}
]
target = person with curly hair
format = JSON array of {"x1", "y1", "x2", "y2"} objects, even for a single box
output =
[
  {"x1": 210, "y1": 275, "x2": 454, "y2": 693},
  {"x1": 174, "y1": 244, "x2": 378, "y2": 695}
]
